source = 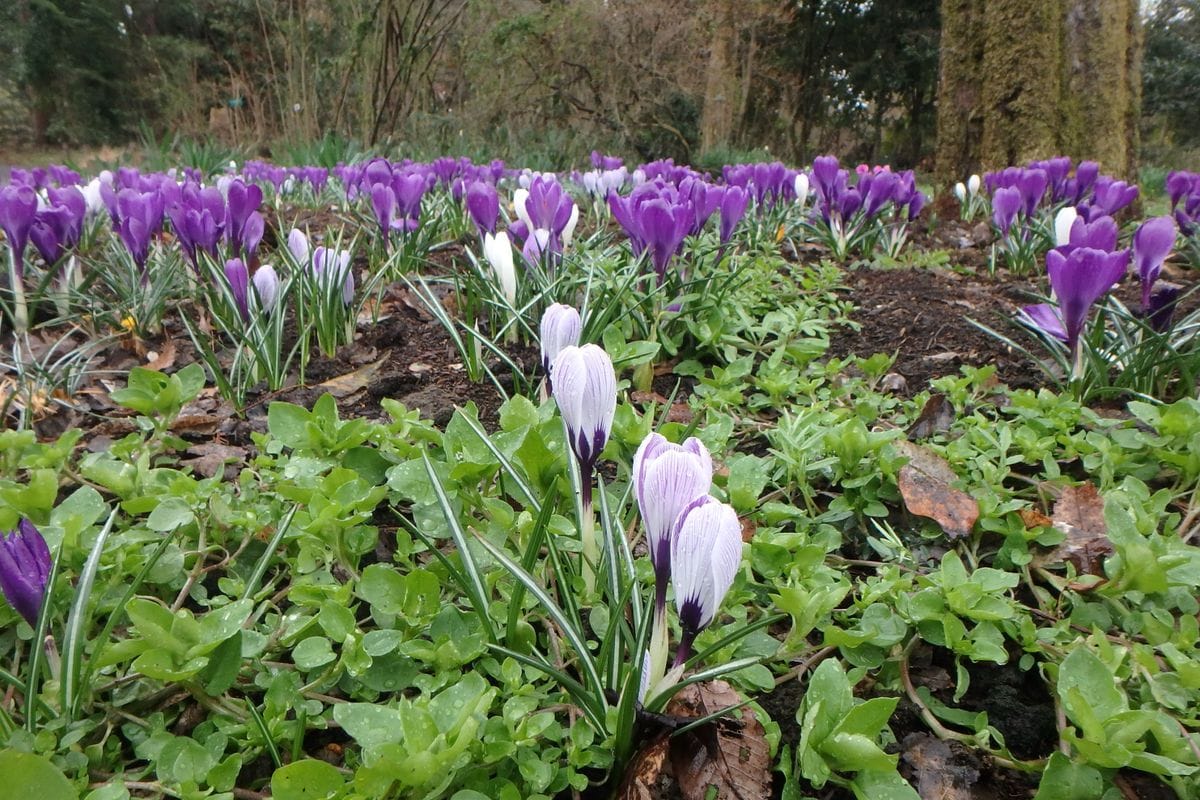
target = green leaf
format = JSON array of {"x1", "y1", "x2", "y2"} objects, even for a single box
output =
[
  {"x1": 1058, "y1": 647, "x2": 1127, "y2": 724},
  {"x1": 146, "y1": 498, "x2": 195, "y2": 532},
  {"x1": 271, "y1": 760, "x2": 346, "y2": 800},
  {"x1": 0, "y1": 751, "x2": 78, "y2": 800},
  {"x1": 726, "y1": 454, "x2": 772, "y2": 512},
  {"x1": 268, "y1": 402, "x2": 313, "y2": 450},
  {"x1": 201, "y1": 631, "x2": 243, "y2": 694},
  {"x1": 293, "y1": 636, "x2": 336, "y2": 671},
  {"x1": 1033, "y1": 752, "x2": 1104, "y2": 800},
  {"x1": 334, "y1": 703, "x2": 405, "y2": 751}
]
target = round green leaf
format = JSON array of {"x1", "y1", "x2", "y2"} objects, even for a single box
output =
[
  {"x1": 271, "y1": 759, "x2": 345, "y2": 800},
  {"x1": 0, "y1": 750, "x2": 78, "y2": 800}
]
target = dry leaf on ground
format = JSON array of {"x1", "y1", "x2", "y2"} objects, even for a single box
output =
[
  {"x1": 1047, "y1": 483, "x2": 1111, "y2": 575},
  {"x1": 906, "y1": 393, "x2": 955, "y2": 439},
  {"x1": 894, "y1": 440, "x2": 979, "y2": 539},
  {"x1": 318, "y1": 353, "x2": 390, "y2": 398},
  {"x1": 666, "y1": 681, "x2": 772, "y2": 800},
  {"x1": 900, "y1": 733, "x2": 980, "y2": 800}
]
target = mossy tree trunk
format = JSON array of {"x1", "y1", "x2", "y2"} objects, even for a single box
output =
[{"x1": 935, "y1": 0, "x2": 1140, "y2": 184}]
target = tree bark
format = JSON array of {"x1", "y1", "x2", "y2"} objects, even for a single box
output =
[
  {"x1": 935, "y1": 0, "x2": 1141, "y2": 185},
  {"x1": 700, "y1": 0, "x2": 737, "y2": 153}
]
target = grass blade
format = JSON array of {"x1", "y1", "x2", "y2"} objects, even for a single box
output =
[{"x1": 61, "y1": 506, "x2": 119, "y2": 718}]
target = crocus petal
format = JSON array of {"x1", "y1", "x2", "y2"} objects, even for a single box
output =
[
  {"x1": 1133, "y1": 216, "x2": 1177, "y2": 305},
  {"x1": 552, "y1": 344, "x2": 616, "y2": 470},
  {"x1": 225, "y1": 258, "x2": 250, "y2": 322},
  {"x1": 1053, "y1": 206, "x2": 1078, "y2": 248},
  {"x1": 670, "y1": 496, "x2": 742, "y2": 636},
  {"x1": 539, "y1": 304, "x2": 582, "y2": 378},
  {"x1": 0, "y1": 520, "x2": 51, "y2": 626},
  {"x1": 253, "y1": 265, "x2": 280, "y2": 313},
  {"x1": 1017, "y1": 303, "x2": 1068, "y2": 342},
  {"x1": 634, "y1": 434, "x2": 713, "y2": 576},
  {"x1": 288, "y1": 228, "x2": 310, "y2": 264},
  {"x1": 1046, "y1": 247, "x2": 1130, "y2": 351},
  {"x1": 484, "y1": 232, "x2": 517, "y2": 304}
]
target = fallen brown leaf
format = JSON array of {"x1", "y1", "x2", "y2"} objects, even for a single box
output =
[
  {"x1": 317, "y1": 353, "x2": 390, "y2": 398},
  {"x1": 900, "y1": 733, "x2": 979, "y2": 800},
  {"x1": 1048, "y1": 483, "x2": 1111, "y2": 575},
  {"x1": 615, "y1": 734, "x2": 670, "y2": 800},
  {"x1": 895, "y1": 440, "x2": 979, "y2": 539},
  {"x1": 183, "y1": 442, "x2": 248, "y2": 478},
  {"x1": 666, "y1": 681, "x2": 772, "y2": 800},
  {"x1": 144, "y1": 339, "x2": 177, "y2": 372},
  {"x1": 906, "y1": 393, "x2": 955, "y2": 439}
]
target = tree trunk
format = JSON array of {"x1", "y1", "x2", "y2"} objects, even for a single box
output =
[
  {"x1": 700, "y1": 0, "x2": 737, "y2": 153},
  {"x1": 935, "y1": 0, "x2": 1140, "y2": 185}
]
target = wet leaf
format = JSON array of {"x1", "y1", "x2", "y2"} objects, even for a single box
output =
[
  {"x1": 906, "y1": 393, "x2": 955, "y2": 439},
  {"x1": 615, "y1": 733, "x2": 670, "y2": 800},
  {"x1": 1048, "y1": 483, "x2": 1111, "y2": 575},
  {"x1": 899, "y1": 733, "x2": 978, "y2": 800},
  {"x1": 894, "y1": 440, "x2": 979, "y2": 539},
  {"x1": 666, "y1": 681, "x2": 772, "y2": 800},
  {"x1": 318, "y1": 353, "x2": 389, "y2": 398}
]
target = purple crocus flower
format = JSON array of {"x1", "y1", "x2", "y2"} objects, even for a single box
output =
[
  {"x1": 224, "y1": 258, "x2": 251, "y2": 322},
  {"x1": 1016, "y1": 168, "x2": 1048, "y2": 217},
  {"x1": 0, "y1": 519, "x2": 52, "y2": 627},
  {"x1": 1072, "y1": 161, "x2": 1100, "y2": 204},
  {"x1": 466, "y1": 181, "x2": 499, "y2": 236},
  {"x1": 1132, "y1": 216, "x2": 1177, "y2": 309},
  {"x1": 1166, "y1": 172, "x2": 1194, "y2": 209},
  {"x1": 1063, "y1": 215, "x2": 1119, "y2": 253},
  {"x1": 116, "y1": 189, "x2": 161, "y2": 277},
  {"x1": 370, "y1": 183, "x2": 396, "y2": 240},
  {"x1": 1084, "y1": 178, "x2": 1138, "y2": 220},
  {"x1": 991, "y1": 186, "x2": 1022, "y2": 237},
  {"x1": 224, "y1": 179, "x2": 264, "y2": 258},
  {"x1": 393, "y1": 172, "x2": 427, "y2": 232},
  {"x1": 539, "y1": 304, "x2": 581, "y2": 388},
  {"x1": 0, "y1": 184, "x2": 38, "y2": 277},
  {"x1": 1018, "y1": 303, "x2": 1068, "y2": 342},
  {"x1": 639, "y1": 199, "x2": 691, "y2": 283},
  {"x1": 1046, "y1": 246, "x2": 1130, "y2": 354},
  {"x1": 551, "y1": 344, "x2": 617, "y2": 473},
  {"x1": 719, "y1": 185, "x2": 749, "y2": 245},
  {"x1": 1146, "y1": 282, "x2": 1181, "y2": 333},
  {"x1": 312, "y1": 246, "x2": 355, "y2": 306},
  {"x1": 670, "y1": 495, "x2": 742, "y2": 663},
  {"x1": 633, "y1": 432, "x2": 713, "y2": 611}
]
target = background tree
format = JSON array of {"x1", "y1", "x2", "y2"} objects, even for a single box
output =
[
  {"x1": 935, "y1": 0, "x2": 1141, "y2": 183},
  {"x1": 1142, "y1": 0, "x2": 1200, "y2": 158}
]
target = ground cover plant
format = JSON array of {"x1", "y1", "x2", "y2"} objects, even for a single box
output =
[{"x1": 0, "y1": 150, "x2": 1199, "y2": 800}]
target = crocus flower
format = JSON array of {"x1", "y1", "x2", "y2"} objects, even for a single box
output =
[
  {"x1": 539, "y1": 304, "x2": 581, "y2": 386},
  {"x1": 1018, "y1": 303, "x2": 1068, "y2": 342},
  {"x1": 225, "y1": 258, "x2": 250, "y2": 322},
  {"x1": 552, "y1": 344, "x2": 616, "y2": 473},
  {"x1": 370, "y1": 183, "x2": 397, "y2": 240},
  {"x1": 287, "y1": 228, "x2": 310, "y2": 264},
  {"x1": 522, "y1": 228, "x2": 551, "y2": 271},
  {"x1": 561, "y1": 203, "x2": 580, "y2": 249},
  {"x1": 483, "y1": 231, "x2": 517, "y2": 304},
  {"x1": 1146, "y1": 282, "x2": 1181, "y2": 333},
  {"x1": 0, "y1": 519, "x2": 52, "y2": 627},
  {"x1": 967, "y1": 174, "x2": 981, "y2": 196},
  {"x1": 466, "y1": 181, "x2": 499, "y2": 237},
  {"x1": 633, "y1": 433, "x2": 713, "y2": 604},
  {"x1": 954, "y1": 183, "x2": 967, "y2": 203},
  {"x1": 1, "y1": 184, "x2": 40, "y2": 276},
  {"x1": 794, "y1": 173, "x2": 809, "y2": 209},
  {"x1": 670, "y1": 496, "x2": 742, "y2": 662},
  {"x1": 719, "y1": 185, "x2": 749, "y2": 245},
  {"x1": 1046, "y1": 246, "x2": 1130, "y2": 355},
  {"x1": 1065, "y1": 215, "x2": 1119, "y2": 253},
  {"x1": 253, "y1": 265, "x2": 280, "y2": 313},
  {"x1": 991, "y1": 187, "x2": 1022, "y2": 237},
  {"x1": 1132, "y1": 216, "x2": 1177, "y2": 309},
  {"x1": 1053, "y1": 206, "x2": 1078, "y2": 247},
  {"x1": 312, "y1": 246, "x2": 355, "y2": 305}
]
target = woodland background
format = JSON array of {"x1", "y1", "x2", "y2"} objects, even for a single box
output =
[{"x1": 0, "y1": 0, "x2": 1197, "y2": 177}]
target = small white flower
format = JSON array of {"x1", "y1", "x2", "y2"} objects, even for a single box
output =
[
  {"x1": 1054, "y1": 206, "x2": 1079, "y2": 248},
  {"x1": 954, "y1": 182, "x2": 967, "y2": 203},
  {"x1": 483, "y1": 232, "x2": 516, "y2": 304},
  {"x1": 794, "y1": 173, "x2": 810, "y2": 208},
  {"x1": 561, "y1": 203, "x2": 580, "y2": 249},
  {"x1": 967, "y1": 174, "x2": 981, "y2": 196}
]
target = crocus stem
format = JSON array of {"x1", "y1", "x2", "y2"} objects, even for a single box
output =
[
  {"x1": 8, "y1": 250, "x2": 28, "y2": 334},
  {"x1": 672, "y1": 635, "x2": 693, "y2": 669},
  {"x1": 581, "y1": 478, "x2": 597, "y2": 594},
  {"x1": 647, "y1": 591, "x2": 669, "y2": 691}
]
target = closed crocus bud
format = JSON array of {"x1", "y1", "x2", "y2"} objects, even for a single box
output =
[
  {"x1": 287, "y1": 228, "x2": 310, "y2": 265},
  {"x1": 670, "y1": 496, "x2": 742, "y2": 656},
  {"x1": 967, "y1": 174, "x2": 981, "y2": 196},
  {"x1": 552, "y1": 344, "x2": 616, "y2": 472},
  {"x1": 224, "y1": 258, "x2": 250, "y2": 321},
  {"x1": 634, "y1": 432, "x2": 713, "y2": 597},
  {"x1": 562, "y1": 203, "x2": 580, "y2": 249},
  {"x1": 1054, "y1": 206, "x2": 1079, "y2": 247},
  {"x1": 253, "y1": 265, "x2": 280, "y2": 313},
  {"x1": 483, "y1": 231, "x2": 517, "y2": 304},
  {"x1": 0, "y1": 519, "x2": 52, "y2": 627},
  {"x1": 794, "y1": 173, "x2": 809, "y2": 208},
  {"x1": 512, "y1": 188, "x2": 533, "y2": 231},
  {"x1": 540, "y1": 303, "x2": 581, "y2": 380},
  {"x1": 953, "y1": 182, "x2": 967, "y2": 203},
  {"x1": 1133, "y1": 216, "x2": 1177, "y2": 308}
]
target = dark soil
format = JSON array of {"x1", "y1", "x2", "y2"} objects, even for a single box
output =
[{"x1": 826, "y1": 266, "x2": 1044, "y2": 394}]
